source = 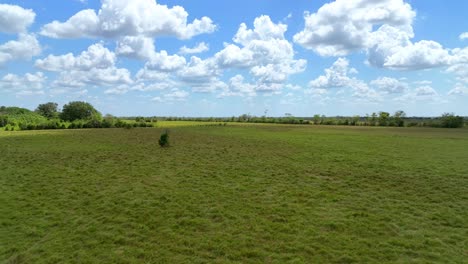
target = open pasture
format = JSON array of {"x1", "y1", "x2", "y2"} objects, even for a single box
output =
[{"x1": 1, "y1": 124, "x2": 467, "y2": 263}]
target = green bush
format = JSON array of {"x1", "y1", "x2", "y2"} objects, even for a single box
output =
[
  {"x1": 159, "y1": 130, "x2": 170, "y2": 147},
  {"x1": 439, "y1": 113, "x2": 464, "y2": 128}
]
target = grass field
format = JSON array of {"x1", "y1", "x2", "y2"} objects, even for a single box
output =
[{"x1": 1, "y1": 124, "x2": 467, "y2": 263}]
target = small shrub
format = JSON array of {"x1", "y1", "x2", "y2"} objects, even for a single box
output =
[{"x1": 159, "y1": 130, "x2": 169, "y2": 147}]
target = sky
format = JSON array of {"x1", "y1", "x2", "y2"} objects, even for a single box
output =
[{"x1": 0, "y1": 0, "x2": 467, "y2": 117}]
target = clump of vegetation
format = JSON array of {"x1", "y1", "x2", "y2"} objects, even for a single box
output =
[
  {"x1": 439, "y1": 113, "x2": 464, "y2": 128},
  {"x1": 60, "y1": 101, "x2": 102, "y2": 122},
  {"x1": 35, "y1": 102, "x2": 59, "y2": 119},
  {"x1": 0, "y1": 102, "x2": 159, "y2": 131},
  {"x1": 159, "y1": 130, "x2": 170, "y2": 147}
]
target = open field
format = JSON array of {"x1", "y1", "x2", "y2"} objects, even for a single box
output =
[{"x1": 1, "y1": 124, "x2": 467, "y2": 263}]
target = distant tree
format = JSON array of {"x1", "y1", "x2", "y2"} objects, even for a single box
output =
[
  {"x1": 0, "y1": 115, "x2": 8, "y2": 127},
  {"x1": 36, "y1": 102, "x2": 59, "y2": 119},
  {"x1": 369, "y1": 112, "x2": 378, "y2": 126},
  {"x1": 378, "y1": 112, "x2": 390, "y2": 126},
  {"x1": 351, "y1": 115, "x2": 360, "y2": 126},
  {"x1": 313, "y1": 114, "x2": 321, "y2": 125},
  {"x1": 439, "y1": 113, "x2": 464, "y2": 128},
  {"x1": 393, "y1": 110, "x2": 406, "y2": 127},
  {"x1": 60, "y1": 101, "x2": 102, "y2": 122},
  {"x1": 102, "y1": 114, "x2": 116, "y2": 128}
]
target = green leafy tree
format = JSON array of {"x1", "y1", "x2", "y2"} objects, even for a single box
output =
[
  {"x1": 439, "y1": 113, "x2": 464, "y2": 128},
  {"x1": 36, "y1": 102, "x2": 59, "y2": 119},
  {"x1": 351, "y1": 115, "x2": 360, "y2": 126},
  {"x1": 312, "y1": 114, "x2": 321, "y2": 125},
  {"x1": 60, "y1": 101, "x2": 102, "y2": 122},
  {"x1": 393, "y1": 110, "x2": 406, "y2": 127},
  {"x1": 378, "y1": 112, "x2": 390, "y2": 126}
]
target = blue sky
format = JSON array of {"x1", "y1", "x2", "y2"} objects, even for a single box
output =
[{"x1": 0, "y1": 0, "x2": 467, "y2": 117}]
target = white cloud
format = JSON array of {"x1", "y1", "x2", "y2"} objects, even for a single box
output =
[
  {"x1": 381, "y1": 40, "x2": 451, "y2": 70},
  {"x1": 449, "y1": 49, "x2": 468, "y2": 78},
  {"x1": 53, "y1": 67, "x2": 132, "y2": 88},
  {"x1": 415, "y1": 86, "x2": 438, "y2": 97},
  {"x1": 214, "y1": 15, "x2": 306, "y2": 95},
  {"x1": 146, "y1": 51, "x2": 186, "y2": 72},
  {"x1": 219, "y1": 75, "x2": 256, "y2": 97},
  {"x1": 0, "y1": 34, "x2": 41, "y2": 66},
  {"x1": 115, "y1": 36, "x2": 156, "y2": 60},
  {"x1": 40, "y1": 0, "x2": 216, "y2": 39},
  {"x1": 309, "y1": 58, "x2": 357, "y2": 89},
  {"x1": 294, "y1": 0, "x2": 466, "y2": 72},
  {"x1": 35, "y1": 42, "x2": 132, "y2": 89},
  {"x1": 448, "y1": 84, "x2": 468, "y2": 96},
  {"x1": 0, "y1": 72, "x2": 46, "y2": 95},
  {"x1": 0, "y1": 4, "x2": 35, "y2": 33},
  {"x1": 370, "y1": 77, "x2": 408, "y2": 94},
  {"x1": 294, "y1": 0, "x2": 415, "y2": 56},
  {"x1": 214, "y1": 44, "x2": 253, "y2": 68},
  {"x1": 36, "y1": 42, "x2": 115, "y2": 71},
  {"x1": 152, "y1": 88, "x2": 189, "y2": 102},
  {"x1": 459, "y1": 32, "x2": 468, "y2": 40},
  {"x1": 179, "y1": 42, "x2": 209, "y2": 54},
  {"x1": 309, "y1": 58, "x2": 381, "y2": 101},
  {"x1": 178, "y1": 56, "x2": 220, "y2": 84},
  {"x1": 395, "y1": 85, "x2": 444, "y2": 103}
]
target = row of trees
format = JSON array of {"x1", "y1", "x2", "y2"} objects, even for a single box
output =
[
  {"x1": 160, "y1": 111, "x2": 465, "y2": 128},
  {"x1": 1, "y1": 102, "x2": 154, "y2": 131},
  {"x1": 1, "y1": 103, "x2": 465, "y2": 131},
  {"x1": 35, "y1": 101, "x2": 102, "y2": 121}
]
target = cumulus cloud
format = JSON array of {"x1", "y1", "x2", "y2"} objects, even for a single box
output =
[
  {"x1": 218, "y1": 75, "x2": 256, "y2": 97},
  {"x1": 0, "y1": 72, "x2": 46, "y2": 95},
  {"x1": 0, "y1": 5, "x2": 41, "y2": 66},
  {"x1": 36, "y1": 42, "x2": 115, "y2": 71},
  {"x1": 415, "y1": 86, "x2": 438, "y2": 97},
  {"x1": 395, "y1": 85, "x2": 443, "y2": 103},
  {"x1": 0, "y1": 4, "x2": 35, "y2": 33},
  {"x1": 370, "y1": 77, "x2": 408, "y2": 94},
  {"x1": 152, "y1": 88, "x2": 189, "y2": 102},
  {"x1": 460, "y1": 32, "x2": 468, "y2": 40},
  {"x1": 40, "y1": 0, "x2": 216, "y2": 39},
  {"x1": 0, "y1": 34, "x2": 41, "y2": 66},
  {"x1": 384, "y1": 40, "x2": 451, "y2": 70},
  {"x1": 294, "y1": 0, "x2": 415, "y2": 56},
  {"x1": 309, "y1": 58, "x2": 357, "y2": 89},
  {"x1": 179, "y1": 42, "x2": 209, "y2": 54},
  {"x1": 309, "y1": 58, "x2": 381, "y2": 101},
  {"x1": 214, "y1": 15, "x2": 306, "y2": 95},
  {"x1": 178, "y1": 56, "x2": 220, "y2": 84},
  {"x1": 448, "y1": 84, "x2": 468, "y2": 96},
  {"x1": 115, "y1": 36, "x2": 157, "y2": 60},
  {"x1": 294, "y1": 0, "x2": 467, "y2": 71},
  {"x1": 35, "y1": 42, "x2": 132, "y2": 88},
  {"x1": 146, "y1": 51, "x2": 186, "y2": 72},
  {"x1": 53, "y1": 67, "x2": 132, "y2": 88}
]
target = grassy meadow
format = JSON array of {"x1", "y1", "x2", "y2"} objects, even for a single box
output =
[{"x1": 1, "y1": 124, "x2": 467, "y2": 263}]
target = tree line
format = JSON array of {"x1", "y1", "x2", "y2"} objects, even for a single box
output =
[
  {"x1": 1, "y1": 102, "x2": 465, "y2": 131},
  {"x1": 0, "y1": 102, "x2": 154, "y2": 131},
  {"x1": 159, "y1": 111, "x2": 466, "y2": 128}
]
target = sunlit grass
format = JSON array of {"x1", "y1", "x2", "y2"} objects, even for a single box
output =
[{"x1": 1, "y1": 124, "x2": 467, "y2": 263}]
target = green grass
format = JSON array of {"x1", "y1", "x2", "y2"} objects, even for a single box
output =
[{"x1": 1, "y1": 124, "x2": 467, "y2": 263}]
